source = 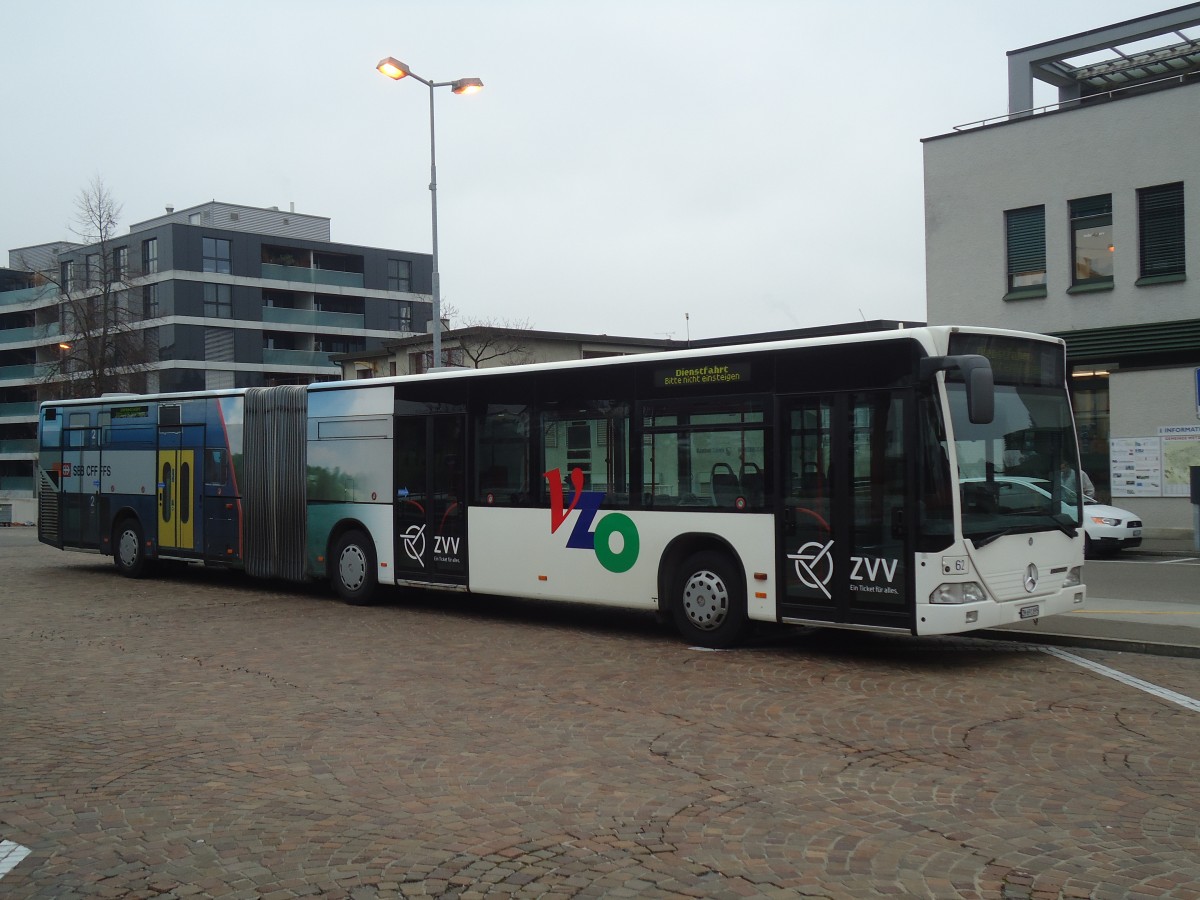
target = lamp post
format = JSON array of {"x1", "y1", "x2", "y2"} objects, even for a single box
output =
[{"x1": 376, "y1": 56, "x2": 483, "y2": 371}]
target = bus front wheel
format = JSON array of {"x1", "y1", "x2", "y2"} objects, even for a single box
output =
[
  {"x1": 332, "y1": 530, "x2": 377, "y2": 605},
  {"x1": 113, "y1": 517, "x2": 148, "y2": 579},
  {"x1": 671, "y1": 552, "x2": 749, "y2": 649}
]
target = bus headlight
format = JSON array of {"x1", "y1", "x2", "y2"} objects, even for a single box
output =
[
  {"x1": 1063, "y1": 566, "x2": 1082, "y2": 587},
  {"x1": 929, "y1": 582, "x2": 986, "y2": 604}
]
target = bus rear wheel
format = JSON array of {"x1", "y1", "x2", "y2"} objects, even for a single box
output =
[
  {"x1": 671, "y1": 552, "x2": 749, "y2": 649},
  {"x1": 113, "y1": 517, "x2": 148, "y2": 578},
  {"x1": 332, "y1": 530, "x2": 377, "y2": 605}
]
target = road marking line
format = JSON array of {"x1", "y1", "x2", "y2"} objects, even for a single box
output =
[
  {"x1": 1160, "y1": 557, "x2": 1200, "y2": 564},
  {"x1": 0, "y1": 841, "x2": 31, "y2": 880},
  {"x1": 1044, "y1": 647, "x2": 1200, "y2": 713},
  {"x1": 1068, "y1": 609, "x2": 1200, "y2": 615}
]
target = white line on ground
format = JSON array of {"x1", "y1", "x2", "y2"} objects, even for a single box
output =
[
  {"x1": 0, "y1": 840, "x2": 31, "y2": 880},
  {"x1": 1100, "y1": 557, "x2": 1200, "y2": 565},
  {"x1": 1044, "y1": 647, "x2": 1200, "y2": 713}
]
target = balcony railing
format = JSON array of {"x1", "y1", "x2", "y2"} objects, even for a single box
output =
[
  {"x1": 0, "y1": 402, "x2": 38, "y2": 419},
  {"x1": 0, "y1": 322, "x2": 62, "y2": 343},
  {"x1": 0, "y1": 439, "x2": 37, "y2": 454},
  {"x1": 0, "y1": 285, "x2": 56, "y2": 307},
  {"x1": 261, "y1": 263, "x2": 364, "y2": 289},
  {"x1": 262, "y1": 307, "x2": 366, "y2": 329},
  {"x1": 0, "y1": 364, "x2": 40, "y2": 382},
  {"x1": 262, "y1": 348, "x2": 340, "y2": 368},
  {"x1": 0, "y1": 476, "x2": 35, "y2": 493}
]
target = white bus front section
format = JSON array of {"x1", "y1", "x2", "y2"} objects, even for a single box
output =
[
  {"x1": 913, "y1": 532, "x2": 1086, "y2": 635},
  {"x1": 467, "y1": 506, "x2": 779, "y2": 621},
  {"x1": 469, "y1": 505, "x2": 1086, "y2": 637}
]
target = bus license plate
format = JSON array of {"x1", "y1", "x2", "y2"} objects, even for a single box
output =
[{"x1": 1019, "y1": 604, "x2": 1040, "y2": 620}]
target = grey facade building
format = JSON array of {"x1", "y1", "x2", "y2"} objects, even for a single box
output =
[
  {"x1": 923, "y1": 4, "x2": 1200, "y2": 536},
  {"x1": 1, "y1": 200, "x2": 432, "y2": 521}
]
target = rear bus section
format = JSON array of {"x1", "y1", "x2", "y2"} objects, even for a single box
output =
[{"x1": 38, "y1": 386, "x2": 311, "y2": 584}]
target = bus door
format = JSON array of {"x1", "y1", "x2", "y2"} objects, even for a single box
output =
[
  {"x1": 392, "y1": 413, "x2": 467, "y2": 585},
  {"x1": 157, "y1": 425, "x2": 202, "y2": 553},
  {"x1": 780, "y1": 390, "x2": 913, "y2": 630},
  {"x1": 60, "y1": 418, "x2": 102, "y2": 549}
]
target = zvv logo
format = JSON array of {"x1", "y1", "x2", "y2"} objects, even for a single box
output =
[
  {"x1": 402, "y1": 524, "x2": 426, "y2": 565},
  {"x1": 789, "y1": 540, "x2": 835, "y2": 599},
  {"x1": 788, "y1": 539, "x2": 900, "y2": 600}
]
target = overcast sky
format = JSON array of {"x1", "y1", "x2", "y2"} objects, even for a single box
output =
[{"x1": 1, "y1": 0, "x2": 1174, "y2": 341}]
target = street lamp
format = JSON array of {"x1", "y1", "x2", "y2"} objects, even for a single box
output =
[{"x1": 376, "y1": 56, "x2": 483, "y2": 371}]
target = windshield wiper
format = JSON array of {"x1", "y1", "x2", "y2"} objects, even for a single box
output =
[
  {"x1": 971, "y1": 528, "x2": 1014, "y2": 549},
  {"x1": 970, "y1": 517, "x2": 1078, "y2": 549}
]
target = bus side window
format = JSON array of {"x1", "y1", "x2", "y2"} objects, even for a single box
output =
[
  {"x1": 475, "y1": 404, "x2": 530, "y2": 505},
  {"x1": 205, "y1": 449, "x2": 230, "y2": 485}
]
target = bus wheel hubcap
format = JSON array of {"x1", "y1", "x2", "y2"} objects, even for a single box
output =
[
  {"x1": 682, "y1": 569, "x2": 727, "y2": 631},
  {"x1": 340, "y1": 546, "x2": 366, "y2": 591},
  {"x1": 118, "y1": 530, "x2": 138, "y2": 566}
]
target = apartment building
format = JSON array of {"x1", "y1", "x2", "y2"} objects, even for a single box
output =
[
  {"x1": 0, "y1": 200, "x2": 432, "y2": 522},
  {"x1": 923, "y1": 4, "x2": 1200, "y2": 535}
]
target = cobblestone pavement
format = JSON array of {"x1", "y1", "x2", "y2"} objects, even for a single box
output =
[{"x1": 3, "y1": 533, "x2": 1200, "y2": 899}]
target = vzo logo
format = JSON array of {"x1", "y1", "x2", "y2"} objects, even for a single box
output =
[{"x1": 545, "y1": 466, "x2": 640, "y2": 573}]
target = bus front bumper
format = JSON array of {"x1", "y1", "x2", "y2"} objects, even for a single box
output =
[{"x1": 916, "y1": 585, "x2": 1086, "y2": 636}]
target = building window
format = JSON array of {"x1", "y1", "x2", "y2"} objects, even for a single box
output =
[
  {"x1": 202, "y1": 237, "x2": 232, "y2": 274},
  {"x1": 315, "y1": 336, "x2": 366, "y2": 355},
  {"x1": 203, "y1": 283, "x2": 232, "y2": 318},
  {"x1": 85, "y1": 253, "x2": 100, "y2": 288},
  {"x1": 387, "y1": 258, "x2": 412, "y2": 292},
  {"x1": 1004, "y1": 206, "x2": 1046, "y2": 299},
  {"x1": 1069, "y1": 195, "x2": 1113, "y2": 291},
  {"x1": 143, "y1": 284, "x2": 159, "y2": 318},
  {"x1": 142, "y1": 238, "x2": 158, "y2": 275},
  {"x1": 111, "y1": 246, "x2": 128, "y2": 282},
  {"x1": 388, "y1": 299, "x2": 412, "y2": 332},
  {"x1": 410, "y1": 347, "x2": 464, "y2": 373},
  {"x1": 60, "y1": 260, "x2": 74, "y2": 292},
  {"x1": 1137, "y1": 182, "x2": 1185, "y2": 284}
]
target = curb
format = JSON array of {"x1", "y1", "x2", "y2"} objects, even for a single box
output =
[{"x1": 978, "y1": 628, "x2": 1200, "y2": 660}]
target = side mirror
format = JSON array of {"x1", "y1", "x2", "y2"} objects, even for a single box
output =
[{"x1": 920, "y1": 354, "x2": 995, "y2": 424}]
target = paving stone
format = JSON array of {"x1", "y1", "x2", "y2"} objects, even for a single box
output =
[{"x1": 2, "y1": 539, "x2": 1200, "y2": 897}]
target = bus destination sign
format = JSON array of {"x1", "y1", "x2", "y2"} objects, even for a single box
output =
[{"x1": 657, "y1": 362, "x2": 750, "y2": 389}]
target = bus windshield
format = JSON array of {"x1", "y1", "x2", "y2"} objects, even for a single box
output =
[{"x1": 945, "y1": 336, "x2": 1083, "y2": 545}]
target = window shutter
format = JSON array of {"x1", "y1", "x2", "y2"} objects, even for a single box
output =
[
  {"x1": 205, "y1": 327, "x2": 235, "y2": 362},
  {"x1": 1006, "y1": 206, "x2": 1045, "y2": 276},
  {"x1": 1139, "y1": 183, "x2": 1185, "y2": 278},
  {"x1": 1069, "y1": 195, "x2": 1111, "y2": 219}
]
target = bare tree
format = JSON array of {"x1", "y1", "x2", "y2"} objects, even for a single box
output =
[
  {"x1": 454, "y1": 315, "x2": 535, "y2": 368},
  {"x1": 27, "y1": 177, "x2": 157, "y2": 398}
]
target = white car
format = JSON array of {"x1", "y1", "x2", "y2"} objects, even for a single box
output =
[
  {"x1": 1078, "y1": 494, "x2": 1143, "y2": 558},
  {"x1": 961, "y1": 476, "x2": 1143, "y2": 558}
]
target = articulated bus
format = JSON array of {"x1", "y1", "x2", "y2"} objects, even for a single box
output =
[{"x1": 37, "y1": 325, "x2": 1086, "y2": 647}]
